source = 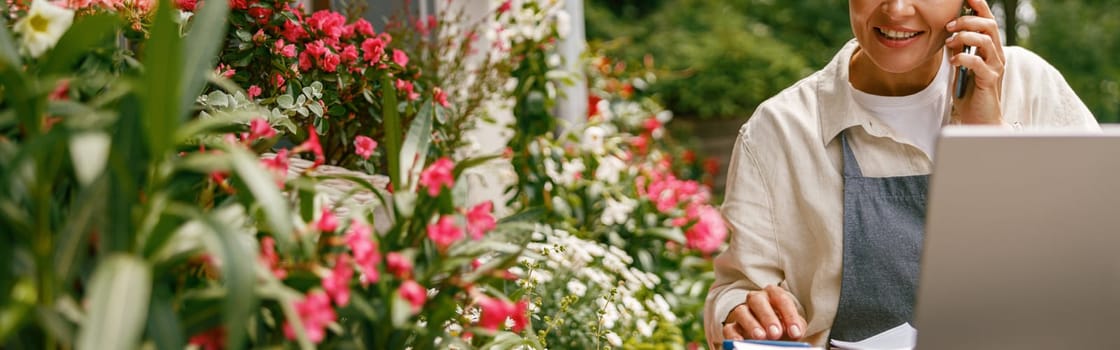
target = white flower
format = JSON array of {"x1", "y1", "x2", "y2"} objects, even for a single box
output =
[
  {"x1": 605, "y1": 332, "x2": 623, "y2": 347},
  {"x1": 637, "y1": 320, "x2": 655, "y2": 337},
  {"x1": 567, "y1": 280, "x2": 587, "y2": 296},
  {"x1": 554, "y1": 10, "x2": 571, "y2": 39},
  {"x1": 601, "y1": 196, "x2": 637, "y2": 226},
  {"x1": 582, "y1": 126, "x2": 606, "y2": 155},
  {"x1": 13, "y1": 0, "x2": 75, "y2": 58},
  {"x1": 558, "y1": 158, "x2": 585, "y2": 187}
]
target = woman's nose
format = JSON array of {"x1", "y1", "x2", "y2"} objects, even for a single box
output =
[{"x1": 882, "y1": 0, "x2": 917, "y2": 19}]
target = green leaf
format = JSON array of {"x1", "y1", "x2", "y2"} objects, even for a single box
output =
[
  {"x1": 308, "y1": 101, "x2": 323, "y2": 117},
  {"x1": 141, "y1": 0, "x2": 185, "y2": 156},
  {"x1": 277, "y1": 94, "x2": 294, "y2": 109},
  {"x1": 0, "y1": 17, "x2": 22, "y2": 71},
  {"x1": 181, "y1": 0, "x2": 230, "y2": 112},
  {"x1": 69, "y1": 132, "x2": 111, "y2": 186},
  {"x1": 198, "y1": 211, "x2": 257, "y2": 350},
  {"x1": 174, "y1": 110, "x2": 255, "y2": 142},
  {"x1": 399, "y1": 104, "x2": 433, "y2": 191},
  {"x1": 381, "y1": 80, "x2": 402, "y2": 189},
  {"x1": 390, "y1": 291, "x2": 413, "y2": 328},
  {"x1": 146, "y1": 287, "x2": 185, "y2": 350},
  {"x1": 228, "y1": 147, "x2": 294, "y2": 250},
  {"x1": 77, "y1": 255, "x2": 152, "y2": 350},
  {"x1": 54, "y1": 176, "x2": 108, "y2": 284},
  {"x1": 40, "y1": 13, "x2": 120, "y2": 75}
]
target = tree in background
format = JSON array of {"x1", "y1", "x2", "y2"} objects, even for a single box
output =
[{"x1": 1027, "y1": 0, "x2": 1119, "y2": 122}]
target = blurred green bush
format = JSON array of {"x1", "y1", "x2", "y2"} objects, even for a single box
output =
[{"x1": 586, "y1": 0, "x2": 850, "y2": 119}]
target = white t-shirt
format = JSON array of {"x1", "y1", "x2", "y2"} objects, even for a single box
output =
[{"x1": 849, "y1": 53, "x2": 951, "y2": 159}]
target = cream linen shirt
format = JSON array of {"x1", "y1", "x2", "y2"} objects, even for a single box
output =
[{"x1": 704, "y1": 39, "x2": 1098, "y2": 347}]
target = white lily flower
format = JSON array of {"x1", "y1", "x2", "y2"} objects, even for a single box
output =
[{"x1": 13, "y1": 0, "x2": 75, "y2": 58}]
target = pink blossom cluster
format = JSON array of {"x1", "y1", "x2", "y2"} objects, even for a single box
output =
[
  {"x1": 638, "y1": 169, "x2": 727, "y2": 254},
  {"x1": 476, "y1": 296, "x2": 529, "y2": 332}
]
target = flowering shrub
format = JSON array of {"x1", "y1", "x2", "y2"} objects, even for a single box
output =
[{"x1": 507, "y1": 50, "x2": 726, "y2": 347}]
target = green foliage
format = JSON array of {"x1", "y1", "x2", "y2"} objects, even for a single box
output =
[
  {"x1": 1027, "y1": 1, "x2": 1120, "y2": 123},
  {"x1": 586, "y1": 0, "x2": 851, "y2": 119}
]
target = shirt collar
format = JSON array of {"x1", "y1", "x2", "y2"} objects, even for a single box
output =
[{"x1": 818, "y1": 39, "x2": 877, "y2": 146}]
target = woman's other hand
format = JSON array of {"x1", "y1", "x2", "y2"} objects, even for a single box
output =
[
  {"x1": 946, "y1": 0, "x2": 1005, "y2": 125},
  {"x1": 722, "y1": 285, "x2": 808, "y2": 341}
]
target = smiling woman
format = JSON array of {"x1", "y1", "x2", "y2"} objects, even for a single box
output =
[{"x1": 704, "y1": 0, "x2": 1098, "y2": 347}]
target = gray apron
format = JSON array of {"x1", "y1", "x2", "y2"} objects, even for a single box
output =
[{"x1": 829, "y1": 132, "x2": 929, "y2": 342}]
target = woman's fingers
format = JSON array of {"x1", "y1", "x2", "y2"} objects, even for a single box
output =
[
  {"x1": 765, "y1": 285, "x2": 806, "y2": 339},
  {"x1": 725, "y1": 302, "x2": 767, "y2": 339},
  {"x1": 946, "y1": 16, "x2": 1005, "y2": 63},
  {"x1": 747, "y1": 291, "x2": 784, "y2": 340}
]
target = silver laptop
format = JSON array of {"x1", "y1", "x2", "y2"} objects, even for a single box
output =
[{"x1": 914, "y1": 126, "x2": 1120, "y2": 349}]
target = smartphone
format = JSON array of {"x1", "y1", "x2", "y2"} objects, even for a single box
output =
[{"x1": 953, "y1": 4, "x2": 976, "y2": 98}]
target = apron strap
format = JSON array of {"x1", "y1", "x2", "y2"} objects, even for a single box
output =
[{"x1": 840, "y1": 132, "x2": 864, "y2": 178}]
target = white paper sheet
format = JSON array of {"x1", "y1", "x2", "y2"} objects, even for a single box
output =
[{"x1": 829, "y1": 323, "x2": 916, "y2": 350}]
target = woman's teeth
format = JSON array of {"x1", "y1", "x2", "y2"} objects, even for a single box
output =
[{"x1": 878, "y1": 28, "x2": 919, "y2": 40}]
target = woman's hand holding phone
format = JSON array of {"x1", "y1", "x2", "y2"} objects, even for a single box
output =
[{"x1": 945, "y1": 0, "x2": 1005, "y2": 125}]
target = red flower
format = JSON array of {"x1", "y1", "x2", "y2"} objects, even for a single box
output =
[
  {"x1": 643, "y1": 116, "x2": 662, "y2": 134},
  {"x1": 296, "y1": 127, "x2": 325, "y2": 167},
  {"x1": 321, "y1": 254, "x2": 353, "y2": 306},
  {"x1": 316, "y1": 208, "x2": 339, "y2": 232},
  {"x1": 398, "y1": 280, "x2": 427, "y2": 313},
  {"x1": 419, "y1": 157, "x2": 455, "y2": 196},
  {"x1": 426, "y1": 215, "x2": 463, "y2": 249},
  {"x1": 244, "y1": 117, "x2": 274, "y2": 141},
  {"x1": 273, "y1": 73, "x2": 287, "y2": 90},
  {"x1": 189, "y1": 327, "x2": 225, "y2": 350},
  {"x1": 248, "y1": 6, "x2": 272, "y2": 24},
  {"x1": 497, "y1": 0, "x2": 511, "y2": 14},
  {"x1": 466, "y1": 201, "x2": 496, "y2": 240},
  {"x1": 587, "y1": 94, "x2": 602, "y2": 119},
  {"x1": 361, "y1": 37, "x2": 386, "y2": 64},
  {"x1": 229, "y1": 0, "x2": 247, "y2": 10},
  {"x1": 320, "y1": 51, "x2": 340, "y2": 72},
  {"x1": 247, "y1": 85, "x2": 262, "y2": 100},
  {"x1": 281, "y1": 20, "x2": 308, "y2": 42},
  {"x1": 345, "y1": 220, "x2": 380, "y2": 286},
  {"x1": 386, "y1": 252, "x2": 413, "y2": 279},
  {"x1": 49, "y1": 79, "x2": 69, "y2": 101},
  {"x1": 392, "y1": 49, "x2": 409, "y2": 67},
  {"x1": 433, "y1": 87, "x2": 450, "y2": 107},
  {"x1": 174, "y1": 0, "x2": 196, "y2": 11},
  {"x1": 283, "y1": 291, "x2": 336, "y2": 343},
  {"x1": 352, "y1": 135, "x2": 377, "y2": 160}
]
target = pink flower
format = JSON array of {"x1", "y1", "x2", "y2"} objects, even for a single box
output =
[
  {"x1": 316, "y1": 208, "x2": 339, "y2": 232},
  {"x1": 392, "y1": 49, "x2": 409, "y2": 67},
  {"x1": 419, "y1": 157, "x2": 455, "y2": 196},
  {"x1": 643, "y1": 116, "x2": 662, "y2": 134},
  {"x1": 685, "y1": 205, "x2": 727, "y2": 254},
  {"x1": 307, "y1": 10, "x2": 347, "y2": 39},
  {"x1": 398, "y1": 280, "x2": 427, "y2": 313},
  {"x1": 188, "y1": 327, "x2": 225, "y2": 350},
  {"x1": 296, "y1": 126, "x2": 325, "y2": 168},
  {"x1": 282, "y1": 20, "x2": 308, "y2": 42},
  {"x1": 497, "y1": 0, "x2": 511, "y2": 14},
  {"x1": 346, "y1": 220, "x2": 380, "y2": 286},
  {"x1": 511, "y1": 299, "x2": 529, "y2": 333},
  {"x1": 466, "y1": 201, "x2": 496, "y2": 240},
  {"x1": 245, "y1": 117, "x2": 274, "y2": 141},
  {"x1": 426, "y1": 215, "x2": 463, "y2": 249},
  {"x1": 247, "y1": 85, "x2": 262, "y2": 99},
  {"x1": 216, "y1": 63, "x2": 235, "y2": 78},
  {"x1": 259, "y1": 236, "x2": 287, "y2": 279},
  {"x1": 283, "y1": 291, "x2": 336, "y2": 343},
  {"x1": 353, "y1": 135, "x2": 377, "y2": 160},
  {"x1": 261, "y1": 149, "x2": 290, "y2": 188},
  {"x1": 395, "y1": 79, "x2": 420, "y2": 101},
  {"x1": 320, "y1": 51, "x2": 340, "y2": 72},
  {"x1": 321, "y1": 255, "x2": 353, "y2": 306},
  {"x1": 339, "y1": 44, "x2": 358, "y2": 64},
  {"x1": 361, "y1": 37, "x2": 386, "y2": 64},
  {"x1": 433, "y1": 87, "x2": 450, "y2": 107},
  {"x1": 350, "y1": 18, "x2": 375, "y2": 37},
  {"x1": 298, "y1": 51, "x2": 314, "y2": 71},
  {"x1": 273, "y1": 73, "x2": 287, "y2": 90},
  {"x1": 386, "y1": 252, "x2": 412, "y2": 279},
  {"x1": 477, "y1": 296, "x2": 514, "y2": 331}
]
